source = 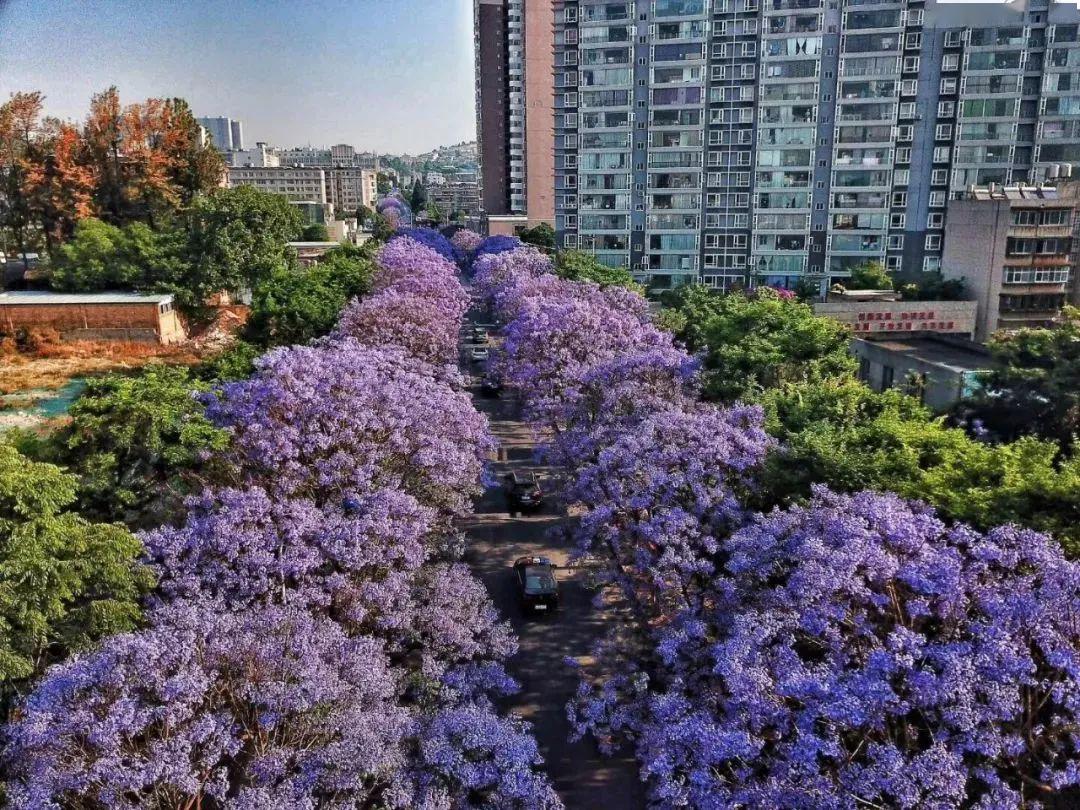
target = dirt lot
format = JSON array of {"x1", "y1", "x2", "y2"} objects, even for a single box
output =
[{"x1": 0, "y1": 343, "x2": 201, "y2": 395}]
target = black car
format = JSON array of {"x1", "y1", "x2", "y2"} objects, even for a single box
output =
[
  {"x1": 513, "y1": 556, "x2": 559, "y2": 614},
  {"x1": 503, "y1": 471, "x2": 543, "y2": 515},
  {"x1": 480, "y1": 377, "x2": 503, "y2": 398}
]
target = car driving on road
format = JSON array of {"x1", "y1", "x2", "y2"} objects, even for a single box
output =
[
  {"x1": 503, "y1": 471, "x2": 543, "y2": 515},
  {"x1": 513, "y1": 556, "x2": 559, "y2": 614},
  {"x1": 470, "y1": 347, "x2": 489, "y2": 362}
]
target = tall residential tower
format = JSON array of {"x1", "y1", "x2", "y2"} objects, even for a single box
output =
[
  {"x1": 553, "y1": 0, "x2": 1080, "y2": 290},
  {"x1": 475, "y1": 0, "x2": 556, "y2": 226}
]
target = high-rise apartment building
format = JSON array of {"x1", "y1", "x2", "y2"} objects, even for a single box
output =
[
  {"x1": 475, "y1": 0, "x2": 556, "y2": 225},
  {"x1": 197, "y1": 116, "x2": 245, "y2": 151},
  {"x1": 553, "y1": 0, "x2": 1080, "y2": 290}
]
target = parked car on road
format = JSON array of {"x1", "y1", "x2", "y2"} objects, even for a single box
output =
[
  {"x1": 513, "y1": 556, "x2": 559, "y2": 614},
  {"x1": 470, "y1": 347, "x2": 489, "y2": 362}
]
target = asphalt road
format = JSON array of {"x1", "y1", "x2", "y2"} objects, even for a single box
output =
[{"x1": 459, "y1": 320, "x2": 647, "y2": 810}]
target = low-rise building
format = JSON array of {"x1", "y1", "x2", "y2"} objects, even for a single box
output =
[
  {"x1": 226, "y1": 165, "x2": 375, "y2": 216},
  {"x1": 814, "y1": 291, "x2": 978, "y2": 340},
  {"x1": 943, "y1": 184, "x2": 1078, "y2": 343},
  {"x1": 0, "y1": 291, "x2": 185, "y2": 344},
  {"x1": 326, "y1": 168, "x2": 378, "y2": 214},
  {"x1": 228, "y1": 166, "x2": 328, "y2": 204},
  {"x1": 427, "y1": 180, "x2": 481, "y2": 221},
  {"x1": 852, "y1": 336, "x2": 995, "y2": 413}
]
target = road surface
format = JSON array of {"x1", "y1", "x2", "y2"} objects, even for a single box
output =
[{"x1": 459, "y1": 319, "x2": 647, "y2": 810}]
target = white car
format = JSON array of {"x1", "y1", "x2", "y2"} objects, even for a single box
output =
[{"x1": 470, "y1": 348, "x2": 490, "y2": 362}]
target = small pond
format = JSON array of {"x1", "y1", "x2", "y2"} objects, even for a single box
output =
[{"x1": 0, "y1": 377, "x2": 88, "y2": 430}]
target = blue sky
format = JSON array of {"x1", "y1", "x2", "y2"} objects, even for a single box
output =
[{"x1": 0, "y1": 0, "x2": 476, "y2": 154}]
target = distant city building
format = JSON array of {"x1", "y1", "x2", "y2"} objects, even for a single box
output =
[
  {"x1": 226, "y1": 165, "x2": 376, "y2": 214},
  {"x1": 427, "y1": 180, "x2": 482, "y2": 220},
  {"x1": 943, "y1": 183, "x2": 1079, "y2": 342},
  {"x1": 278, "y1": 145, "x2": 380, "y2": 170},
  {"x1": 197, "y1": 116, "x2": 245, "y2": 151},
  {"x1": 474, "y1": 0, "x2": 554, "y2": 226},
  {"x1": 227, "y1": 166, "x2": 328, "y2": 204},
  {"x1": 325, "y1": 168, "x2": 379, "y2": 214},
  {"x1": 226, "y1": 142, "x2": 280, "y2": 168}
]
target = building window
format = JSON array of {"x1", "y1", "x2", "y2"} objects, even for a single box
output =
[
  {"x1": 942, "y1": 53, "x2": 959, "y2": 71},
  {"x1": 940, "y1": 77, "x2": 957, "y2": 95},
  {"x1": 901, "y1": 79, "x2": 918, "y2": 96},
  {"x1": 888, "y1": 234, "x2": 904, "y2": 250},
  {"x1": 935, "y1": 123, "x2": 953, "y2": 140},
  {"x1": 933, "y1": 146, "x2": 950, "y2": 163},
  {"x1": 927, "y1": 212, "x2": 944, "y2": 228},
  {"x1": 903, "y1": 56, "x2": 920, "y2": 73},
  {"x1": 890, "y1": 212, "x2": 906, "y2": 228},
  {"x1": 892, "y1": 192, "x2": 908, "y2": 207},
  {"x1": 937, "y1": 102, "x2": 955, "y2": 118},
  {"x1": 894, "y1": 169, "x2": 910, "y2": 185},
  {"x1": 944, "y1": 30, "x2": 963, "y2": 47},
  {"x1": 926, "y1": 234, "x2": 942, "y2": 250},
  {"x1": 931, "y1": 169, "x2": 948, "y2": 185},
  {"x1": 882, "y1": 365, "x2": 895, "y2": 390}
]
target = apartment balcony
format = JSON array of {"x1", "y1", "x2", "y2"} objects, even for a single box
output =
[
  {"x1": 764, "y1": 0, "x2": 822, "y2": 12},
  {"x1": 1029, "y1": 254, "x2": 1073, "y2": 266},
  {"x1": 1007, "y1": 225, "x2": 1073, "y2": 238}
]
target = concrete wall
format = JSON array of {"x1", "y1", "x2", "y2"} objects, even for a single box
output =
[
  {"x1": 942, "y1": 199, "x2": 1010, "y2": 342},
  {"x1": 0, "y1": 303, "x2": 184, "y2": 344}
]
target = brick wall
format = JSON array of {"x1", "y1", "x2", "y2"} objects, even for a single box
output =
[{"x1": 0, "y1": 303, "x2": 185, "y2": 344}]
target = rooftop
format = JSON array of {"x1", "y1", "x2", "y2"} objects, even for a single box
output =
[
  {"x1": 963, "y1": 185, "x2": 1061, "y2": 202},
  {"x1": 0, "y1": 290, "x2": 174, "y2": 306},
  {"x1": 856, "y1": 336, "x2": 992, "y2": 375}
]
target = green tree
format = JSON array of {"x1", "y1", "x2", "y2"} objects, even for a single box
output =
[
  {"x1": 376, "y1": 172, "x2": 392, "y2": 196},
  {"x1": 246, "y1": 244, "x2": 375, "y2": 348},
  {"x1": 663, "y1": 286, "x2": 855, "y2": 402},
  {"x1": 554, "y1": 249, "x2": 640, "y2": 291},
  {"x1": 518, "y1": 222, "x2": 555, "y2": 250},
  {"x1": 299, "y1": 222, "x2": 330, "y2": 241},
  {"x1": 356, "y1": 204, "x2": 373, "y2": 226},
  {"x1": 178, "y1": 185, "x2": 305, "y2": 310},
  {"x1": 842, "y1": 260, "x2": 893, "y2": 291},
  {"x1": 0, "y1": 442, "x2": 152, "y2": 707},
  {"x1": 896, "y1": 270, "x2": 966, "y2": 302},
  {"x1": 758, "y1": 377, "x2": 1080, "y2": 554},
  {"x1": 425, "y1": 201, "x2": 444, "y2": 224},
  {"x1": 371, "y1": 212, "x2": 395, "y2": 241},
  {"x1": 50, "y1": 218, "x2": 187, "y2": 292},
  {"x1": 48, "y1": 365, "x2": 232, "y2": 527},
  {"x1": 198, "y1": 339, "x2": 262, "y2": 382},
  {"x1": 963, "y1": 307, "x2": 1080, "y2": 447},
  {"x1": 409, "y1": 178, "x2": 426, "y2": 213}
]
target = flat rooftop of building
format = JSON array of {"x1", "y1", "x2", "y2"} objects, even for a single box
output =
[
  {"x1": 964, "y1": 185, "x2": 1060, "y2": 201},
  {"x1": 857, "y1": 336, "x2": 993, "y2": 374},
  {"x1": 0, "y1": 290, "x2": 174, "y2": 306}
]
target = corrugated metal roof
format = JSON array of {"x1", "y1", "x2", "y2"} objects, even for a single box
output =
[{"x1": 0, "y1": 290, "x2": 174, "y2": 306}]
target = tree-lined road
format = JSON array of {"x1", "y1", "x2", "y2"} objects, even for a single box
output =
[{"x1": 459, "y1": 323, "x2": 646, "y2": 810}]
